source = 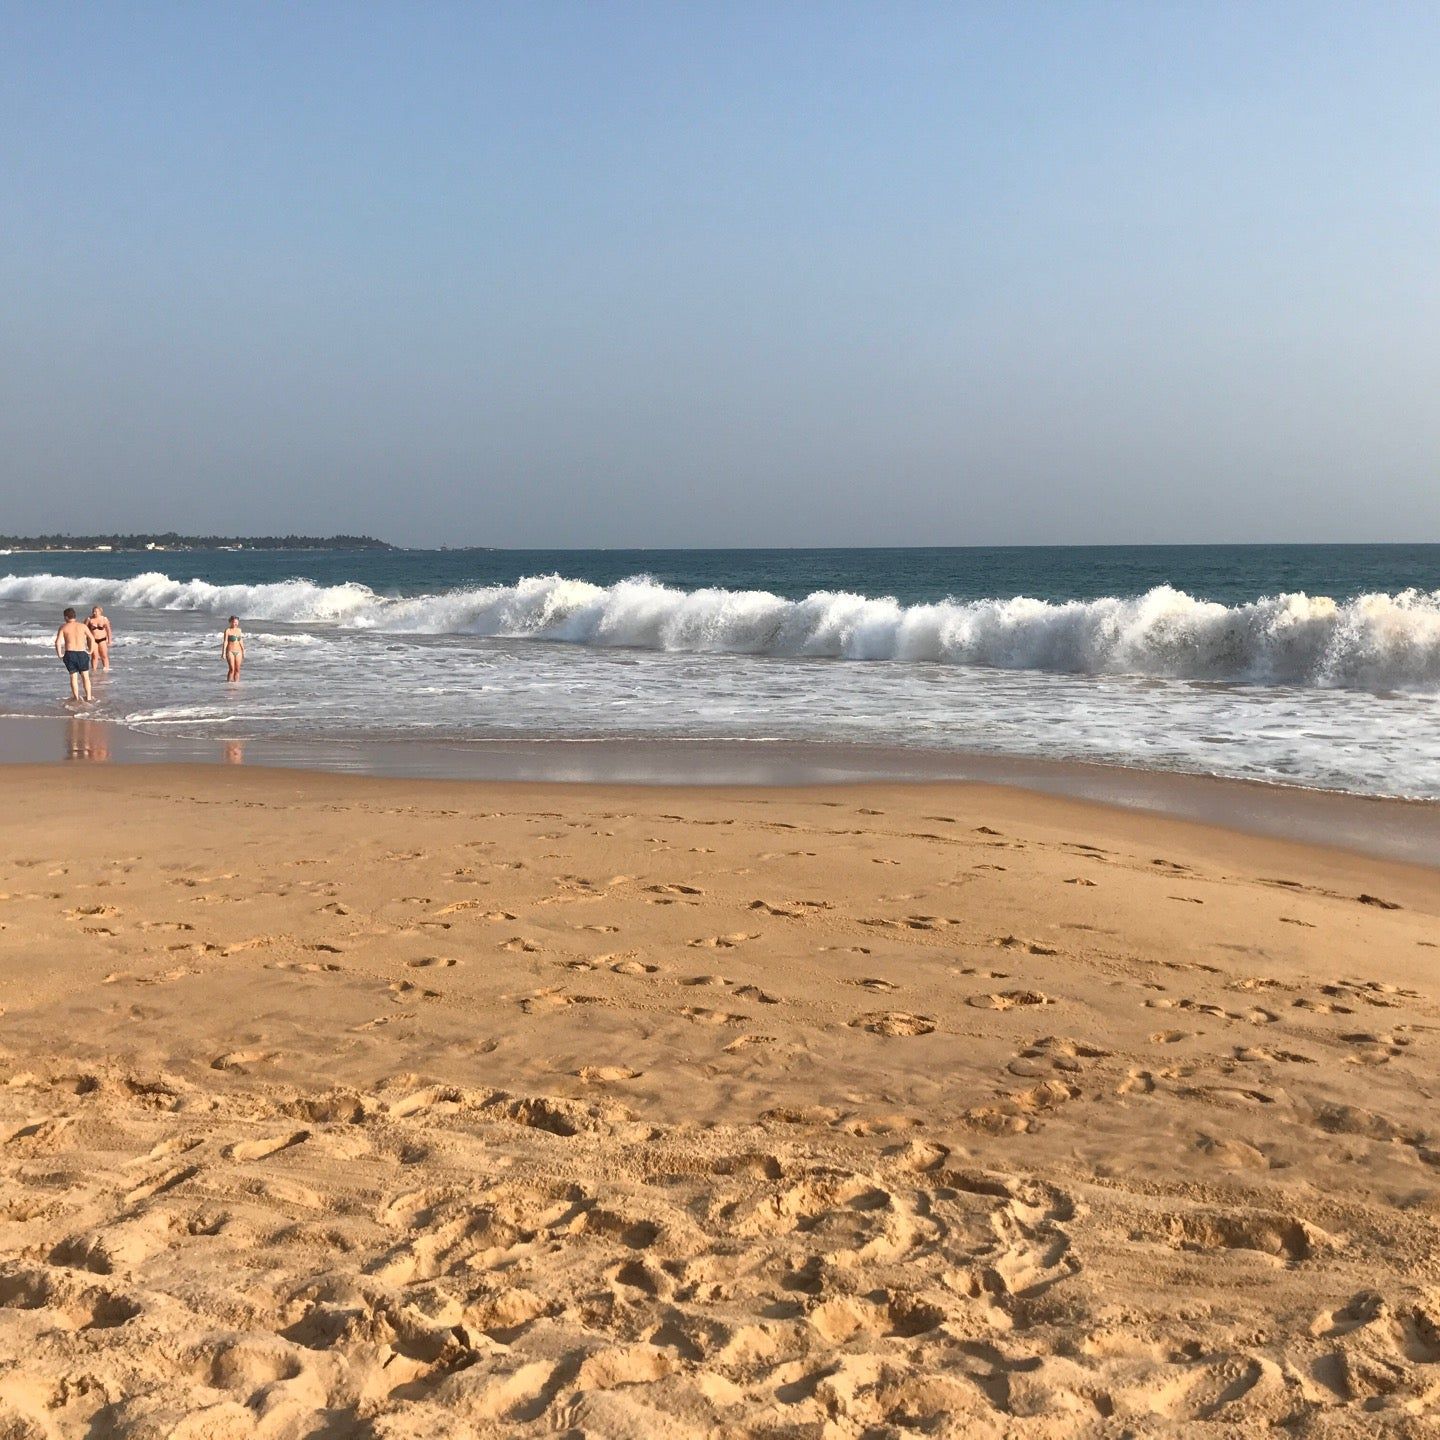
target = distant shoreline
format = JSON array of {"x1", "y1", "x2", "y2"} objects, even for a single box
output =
[{"x1": 0, "y1": 534, "x2": 393, "y2": 553}]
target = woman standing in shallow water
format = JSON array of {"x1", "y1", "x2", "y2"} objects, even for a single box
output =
[
  {"x1": 87, "y1": 606, "x2": 113, "y2": 671},
  {"x1": 222, "y1": 616, "x2": 245, "y2": 682}
]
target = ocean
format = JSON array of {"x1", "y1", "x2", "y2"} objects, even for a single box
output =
[{"x1": 1, "y1": 544, "x2": 1438, "y2": 799}]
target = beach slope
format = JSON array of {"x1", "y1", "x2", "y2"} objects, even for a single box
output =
[{"x1": 1, "y1": 767, "x2": 1438, "y2": 1437}]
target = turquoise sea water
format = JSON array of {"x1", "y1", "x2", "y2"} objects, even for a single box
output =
[{"x1": 3, "y1": 542, "x2": 1436, "y2": 605}]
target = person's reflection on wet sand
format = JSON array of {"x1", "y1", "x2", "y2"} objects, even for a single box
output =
[
  {"x1": 224, "y1": 740, "x2": 246, "y2": 765},
  {"x1": 66, "y1": 716, "x2": 110, "y2": 762}
]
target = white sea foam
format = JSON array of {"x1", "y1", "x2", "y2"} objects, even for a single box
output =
[{"x1": 3, "y1": 570, "x2": 1439, "y2": 690}]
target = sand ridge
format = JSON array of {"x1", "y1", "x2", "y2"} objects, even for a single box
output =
[{"x1": 1, "y1": 766, "x2": 1439, "y2": 1437}]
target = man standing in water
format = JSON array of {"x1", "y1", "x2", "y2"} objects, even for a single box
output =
[{"x1": 55, "y1": 607, "x2": 98, "y2": 705}]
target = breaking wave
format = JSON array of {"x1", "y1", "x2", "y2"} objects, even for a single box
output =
[{"x1": 3, "y1": 570, "x2": 1439, "y2": 691}]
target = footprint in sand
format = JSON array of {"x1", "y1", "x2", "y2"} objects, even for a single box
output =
[
  {"x1": 1335, "y1": 1031, "x2": 1407, "y2": 1066},
  {"x1": 388, "y1": 980, "x2": 441, "y2": 1004},
  {"x1": 1234, "y1": 1045, "x2": 1317, "y2": 1065},
  {"x1": 210, "y1": 1049, "x2": 278, "y2": 1072},
  {"x1": 124, "y1": 1165, "x2": 201, "y2": 1206},
  {"x1": 1292, "y1": 996, "x2": 1355, "y2": 1015},
  {"x1": 689, "y1": 933, "x2": 759, "y2": 948},
  {"x1": 576, "y1": 1066, "x2": 642, "y2": 1083},
  {"x1": 609, "y1": 958, "x2": 659, "y2": 976},
  {"x1": 733, "y1": 984, "x2": 781, "y2": 1005},
  {"x1": 749, "y1": 900, "x2": 801, "y2": 918},
  {"x1": 723, "y1": 1033, "x2": 777, "y2": 1052},
  {"x1": 681, "y1": 1006, "x2": 748, "y2": 1026},
  {"x1": 847, "y1": 1011, "x2": 936, "y2": 1037},
  {"x1": 133, "y1": 965, "x2": 199, "y2": 985},
  {"x1": 520, "y1": 989, "x2": 605, "y2": 1013},
  {"x1": 405, "y1": 956, "x2": 458, "y2": 969},
  {"x1": 1147, "y1": 1206, "x2": 1321, "y2": 1260},
  {"x1": 967, "y1": 990, "x2": 1052, "y2": 1011},
  {"x1": 386, "y1": 1086, "x2": 464, "y2": 1118},
  {"x1": 1313, "y1": 979, "x2": 1415, "y2": 1011},
  {"x1": 436, "y1": 898, "x2": 489, "y2": 916},
  {"x1": 226, "y1": 1131, "x2": 309, "y2": 1162},
  {"x1": 142, "y1": 1136, "x2": 204, "y2": 1163},
  {"x1": 864, "y1": 914, "x2": 960, "y2": 932},
  {"x1": 993, "y1": 936, "x2": 1061, "y2": 956},
  {"x1": 1011, "y1": 1037, "x2": 1111, "y2": 1077},
  {"x1": 849, "y1": 977, "x2": 898, "y2": 993}
]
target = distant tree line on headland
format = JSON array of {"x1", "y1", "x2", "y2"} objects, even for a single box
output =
[{"x1": 0, "y1": 533, "x2": 395, "y2": 551}]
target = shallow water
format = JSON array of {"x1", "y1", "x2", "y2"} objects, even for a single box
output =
[{"x1": 2, "y1": 544, "x2": 1437, "y2": 799}]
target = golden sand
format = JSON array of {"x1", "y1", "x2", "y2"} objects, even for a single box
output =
[{"x1": 1, "y1": 766, "x2": 1438, "y2": 1437}]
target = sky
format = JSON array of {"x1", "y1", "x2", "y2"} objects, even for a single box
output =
[{"x1": 2, "y1": 2, "x2": 1437, "y2": 548}]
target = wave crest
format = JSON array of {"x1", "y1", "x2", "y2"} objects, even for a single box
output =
[{"x1": 3, "y1": 570, "x2": 1438, "y2": 690}]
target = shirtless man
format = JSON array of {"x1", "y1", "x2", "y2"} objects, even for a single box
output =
[
  {"x1": 55, "y1": 607, "x2": 98, "y2": 704},
  {"x1": 87, "y1": 606, "x2": 114, "y2": 671}
]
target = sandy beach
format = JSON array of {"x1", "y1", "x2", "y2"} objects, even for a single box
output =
[{"x1": 2, "y1": 764, "x2": 1439, "y2": 1437}]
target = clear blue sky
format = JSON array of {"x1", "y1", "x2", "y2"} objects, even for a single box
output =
[{"x1": 2, "y1": 1, "x2": 1437, "y2": 546}]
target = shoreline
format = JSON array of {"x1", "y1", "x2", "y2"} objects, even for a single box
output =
[{"x1": 4, "y1": 713, "x2": 1439, "y2": 866}]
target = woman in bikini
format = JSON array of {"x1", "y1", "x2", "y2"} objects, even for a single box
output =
[
  {"x1": 87, "y1": 607, "x2": 113, "y2": 672},
  {"x1": 222, "y1": 616, "x2": 245, "y2": 682}
]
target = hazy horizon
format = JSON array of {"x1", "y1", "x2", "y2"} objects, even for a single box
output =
[
  {"x1": 5, "y1": 534, "x2": 1439, "y2": 556},
  {"x1": 3, "y1": 2, "x2": 1438, "y2": 548}
]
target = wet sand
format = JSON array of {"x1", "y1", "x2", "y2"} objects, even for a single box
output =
[
  {"x1": 6, "y1": 714, "x2": 1439, "y2": 864},
  {"x1": 1, "y1": 764, "x2": 1438, "y2": 1436}
]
